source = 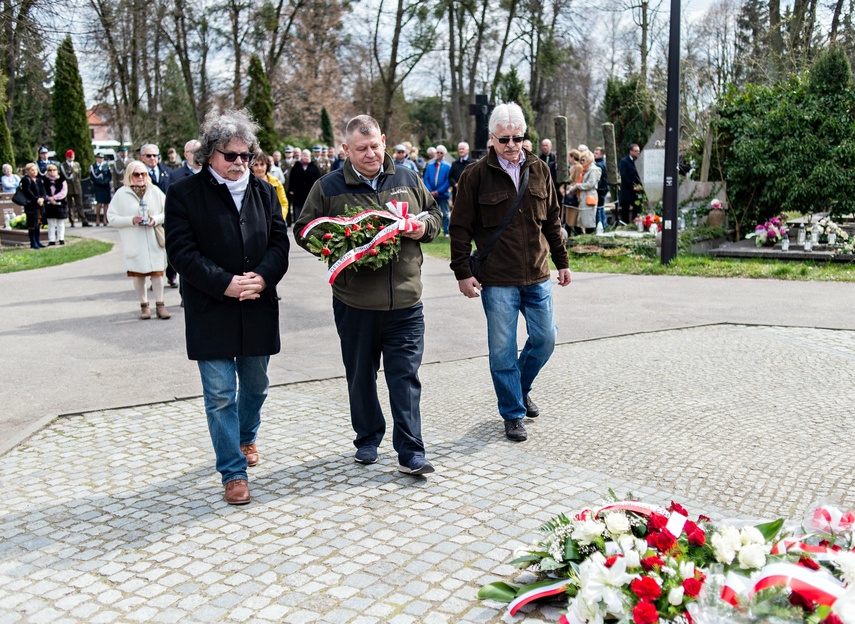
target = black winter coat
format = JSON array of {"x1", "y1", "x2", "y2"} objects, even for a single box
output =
[
  {"x1": 21, "y1": 175, "x2": 46, "y2": 213},
  {"x1": 164, "y1": 167, "x2": 290, "y2": 360},
  {"x1": 287, "y1": 161, "x2": 321, "y2": 207}
]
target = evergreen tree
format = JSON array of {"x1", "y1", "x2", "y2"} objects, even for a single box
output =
[
  {"x1": 244, "y1": 54, "x2": 277, "y2": 152},
  {"x1": 320, "y1": 107, "x2": 334, "y2": 147},
  {"x1": 809, "y1": 44, "x2": 853, "y2": 94},
  {"x1": 158, "y1": 56, "x2": 199, "y2": 153},
  {"x1": 602, "y1": 75, "x2": 658, "y2": 155},
  {"x1": 51, "y1": 35, "x2": 94, "y2": 171},
  {"x1": 734, "y1": 0, "x2": 770, "y2": 84},
  {"x1": 497, "y1": 67, "x2": 538, "y2": 143},
  {"x1": 0, "y1": 75, "x2": 15, "y2": 166},
  {"x1": 10, "y1": 31, "x2": 52, "y2": 165}
]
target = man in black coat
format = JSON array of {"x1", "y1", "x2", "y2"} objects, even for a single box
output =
[
  {"x1": 140, "y1": 143, "x2": 172, "y2": 194},
  {"x1": 286, "y1": 149, "x2": 321, "y2": 224},
  {"x1": 169, "y1": 139, "x2": 203, "y2": 184},
  {"x1": 618, "y1": 143, "x2": 642, "y2": 224},
  {"x1": 448, "y1": 141, "x2": 475, "y2": 206},
  {"x1": 165, "y1": 110, "x2": 290, "y2": 506}
]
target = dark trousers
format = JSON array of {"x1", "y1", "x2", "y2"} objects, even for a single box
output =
[
  {"x1": 67, "y1": 193, "x2": 87, "y2": 224},
  {"x1": 619, "y1": 202, "x2": 638, "y2": 224},
  {"x1": 332, "y1": 298, "x2": 426, "y2": 462}
]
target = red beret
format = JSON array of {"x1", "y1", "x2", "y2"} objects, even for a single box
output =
[{"x1": 66, "y1": 149, "x2": 75, "y2": 158}]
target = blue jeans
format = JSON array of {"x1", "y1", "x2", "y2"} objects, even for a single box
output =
[
  {"x1": 437, "y1": 198, "x2": 450, "y2": 235},
  {"x1": 332, "y1": 298, "x2": 426, "y2": 463},
  {"x1": 198, "y1": 356, "x2": 270, "y2": 484},
  {"x1": 596, "y1": 207, "x2": 607, "y2": 229},
  {"x1": 481, "y1": 280, "x2": 557, "y2": 420}
]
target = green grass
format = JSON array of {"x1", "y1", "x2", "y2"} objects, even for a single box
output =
[
  {"x1": 0, "y1": 238, "x2": 113, "y2": 274},
  {"x1": 422, "y1": 236, "x2": 855, "y2": 282}
]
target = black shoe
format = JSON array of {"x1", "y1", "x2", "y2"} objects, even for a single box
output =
[
  {"x1": 69, "y1": 222, "x2": 75, "y2": 227},
  {"x1": 47, "y1": 241, "x2": 56, "y2": 246},
  {"x1": 504, "y1": 419, "x2": 527, "y2": 441},
  {"x1": 168, "y1": 280, "x2": 178, "y2": 288},
  {"x1": 524, "y1": 395, "x2": 539, "y2": 418},
  {"x1": 82, "y1": 222, "x2": 91, "y2": 227},
  {"x1": 397, "y1": 455, "x2": 435, "y2": 475},
  {"x1": 59, "y1": 240, "x2": 65, "y2": 245},
  {"x1": 354, "y1": 446, "x2": 378, "y2": 464}
]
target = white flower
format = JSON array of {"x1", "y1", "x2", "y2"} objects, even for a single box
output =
[
  {"x1": 832, "y1": 588, "x2": 855, "y2": 624},
  {"x1": 624, "y1": 550, "x2": 641, "y2": 569},
  {"x1": 833, "y1": 551, "x2": 855, "y2": 585},
  {"x1": 572, "y1": 518, "x2": 606, "y2": 546},
  {"x1": 604, "y1": 512, "x2": 631, "y2": 535},
  {"x1": 668, "y1": 585, "x2": 685, "y2": 606},
  {"x1": 711, "y1": 526, "x2": 741, "y2": 564},
  {"x1": 567, "y1": 594, "x2": 607, "y2": 624},
  {"x1": 577, "y1": 552, "x2": 635, "y2": 616},
  {"x1": 738, "y1": 543, "x2": 766, "y2": 569},
  {"x1": 679, "y1": 560, "x2": 695, "y2": 580},
  {"x1": 740, "y1": 526, "x2": 765, "y2": 546}
]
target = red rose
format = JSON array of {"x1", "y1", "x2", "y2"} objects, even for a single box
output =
[
  {"x1": 686, "y1": 521, "x2": 706, "y2": 546},
  {"x1": 641, "y1": 556, "x2": 664, "y2": 572},
  {"x1": 321, "y1": 247, "x2": 331, "y2": 256},
  {"x1": 825, "y1": 614, "x2": 845, "y2": 624},
  {"x1": 655, "y1": 531, "x2": 677, "y2": 552},
  {"x1": 366, "y1": 223, "x2": 375, "y2": 231},
  {"x1": 789, "y1": 590, "x2": 815, "y2": 612},
  {"x1": 669, "y1": 501, "x2": 688, "y2": 516},
  {"x1": 799, "y1": 556, "x2": 821, "y2": 571},
  {"x1": 323, "y1": 232, "x2": 333, "y2": 240},
  {"x1": 682, "y1": 578, "x2": 703, "y2": 598},
  {"x1": 698, "y1": 514, "x2": 711, "y2": 522},
  {"x1": 369, "y1": 249, "x2": 378, "y2": 256},
  {"x1": 604, "y1": 556, "x2": 618, "y2": 568},
  {"x1": 631, "y1": 576, "x2": 662, "y2": 601},
  {"x1": 352, "y1": 224, "x2": 360, "y2": 231},
  {"x1": 345, "y1": 227, "x2": 352, "y2": 237},
  {"x1": 632, "y1": 600, "x2": 659, "y2": 624},
  {"x1": 649, "y1": 514, "x2": 668, "y2": 532}
]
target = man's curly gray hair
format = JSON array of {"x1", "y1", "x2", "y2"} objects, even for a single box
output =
[
  {"x1": 488, "y1": 102, "x2": 527, "y2": 135},
  {"x1": 194, "y1": 109, "x2": 260, "y2": 165}
]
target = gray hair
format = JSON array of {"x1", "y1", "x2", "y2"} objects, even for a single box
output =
[
  {"x1": 489, "y1": 102, "x2": 527, "y2": 135},
  {"x1": 345, "y1": 115, "x2": 381, "y2": 142},
  {"x1": 140, "y1": 143, "x2": 159, "y2": 155},
  {"x1": 194, "y1": 109, "x2": 260, "y2": 165},
  {"x1": 457, "y1": 142, "x2": 469, "y2": 151},
  {"x1": 436, "y1": 144, "x2": 447, "y2": 153}
]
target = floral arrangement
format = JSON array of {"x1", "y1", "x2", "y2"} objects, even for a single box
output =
[
  {"x1": 9, "y1": 213, "x2": 27, "y2": 229},
  {"x1": 710, "y1": 199, "x2": 725, "y2": 211},
  {"x1": 636, "y1": 214, "x2": 662, "y2": 232},
  {"x1": 478, "y1": 496, "x2": 855, "y2": 624},
  {"x1": 747, "y1": 215, "x2": 788, "y2": 247},
  {"x1": 816, "y1": 218, "x2": 850, "y2": 245},
  {"x1": 300, "y1": 201, "x2": 427, "y2": 284}
]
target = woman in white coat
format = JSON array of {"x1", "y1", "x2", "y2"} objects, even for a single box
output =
[
  {"x1": 567, "y1": 150, "x2": 602, "y2": 233},
  {"x1": 107, "y1": 160, "x2": 171, "y2": 320}
]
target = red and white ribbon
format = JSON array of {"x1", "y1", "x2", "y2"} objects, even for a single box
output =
[
  {"x1": 811, "y1": 505, "x2": 855, "y2": 535},
  {"x1": 771, "y1": 535, "x2": 843, "y2": 561},
  {"x1": 507, "y1": 579, "x2": 570, "y2": 616},
  {"x1": 594, "y1": 501, "x2": 669, "y2": 519},
  {"x1": 300, "y1": 202, "x2": 427, "y2": 284},
  {"x1": 721, "y1": 562, "x2": 846, "y2": 607}
]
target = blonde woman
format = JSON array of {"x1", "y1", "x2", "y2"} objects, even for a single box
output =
[
  {"x1": 250, "y1": 150, "x2": 289, "y2": 221},
  {"x1": 567, "y1": 150, "x2": 601, "y2": 232},
  {"x1": 107, "y1": 160, "x2": 171, "y2": 320}
]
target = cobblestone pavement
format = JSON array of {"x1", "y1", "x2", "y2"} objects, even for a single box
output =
[{"x1": 2, "y1": 324, "x2": 854, "y2": 623}]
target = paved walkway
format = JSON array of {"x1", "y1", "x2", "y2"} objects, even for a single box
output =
[{"x1": 2, "y1": 228, "x2": 855, "y2": 623}]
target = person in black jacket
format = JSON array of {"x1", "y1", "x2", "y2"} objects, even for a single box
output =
[
  {"x1": 90, "y1": 153, "x2": 112, "y2": 226},
  {"x1": 286, "y1": 149, "x2": 321, "y2": 225},
  {"x1": 165, "y1": 109, "x2": 290, "y2": 505},
  {"x1": 618, "y1": 144, "x2": 642, "y2": 224},
  {"x1": 21, "y1": 163, "x2": 46, "y2": 248},
  {"x1": 449, "y1": 141, "x2": 475, "y2": 206}
]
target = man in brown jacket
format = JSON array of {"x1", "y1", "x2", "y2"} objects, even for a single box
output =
[{"x1": 449, "y1": 102, "x2": 571, "y2": 443}]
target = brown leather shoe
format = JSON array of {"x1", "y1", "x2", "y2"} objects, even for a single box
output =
[
  {"x1": 155, "y1": 302, "x2": 171, "y2": 319},
  {"x1": 240, "y1": 443, "x2": 259, "y2": 467},
  {"x1": 140, "y1": 302, "x2": 151, "y2": 319},
  {"x1": 224, "y1": 479, "x2": 250, "y2": 505}
]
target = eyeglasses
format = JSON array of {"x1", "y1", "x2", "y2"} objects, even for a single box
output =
[
  {"x1": 143, "y1": 153, "x2": 159, "y2": 158},
  {"x1": 217, "y1": 150, "x2": 254, "y2": 163},
  {"x1": 132, "y1": 172, "x2": 148, "y2": 178},
  {"x1": 493, "y1": 135, "x2": 524, "y2": 145}
]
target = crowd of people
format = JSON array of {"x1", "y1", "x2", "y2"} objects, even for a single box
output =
[{"x1": 7, "y1": 110, "x2": 646, "y2": 505}]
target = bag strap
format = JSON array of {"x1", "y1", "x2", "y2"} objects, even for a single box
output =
[{"x1": 478, "y1": 167, "x2": 529, "y2": 261}]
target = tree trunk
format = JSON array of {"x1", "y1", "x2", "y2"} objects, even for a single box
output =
[
  {"x1": 448, "y1": 0, "x2": 461, "y2": 141},
  {"x1": 490, "y1": 0, "x2": 518, "y2": 101}
]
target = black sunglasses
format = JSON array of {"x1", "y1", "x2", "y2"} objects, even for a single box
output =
[
  {"x1": 217, "y1": 150, "x2": 254, "y2": 163},
  {"x1": 493, "y1": 135, "x2": 524, "y2": 145},
  {"x1": 143, "y1": 153, "x2": 159, "y2": 158}
]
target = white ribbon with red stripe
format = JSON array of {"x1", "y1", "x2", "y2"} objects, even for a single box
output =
[
  {"x1": 300, "y1": 201, "x2": 427, "y2": 284},
  {"x1": 811, "y1": 505, "x2": 855, "y2": 535},
  {"x1": 721, "y1": 562, "x2": 847, "y2": 607},
  {"x1": 594, "y1": 501, "x2": 669, "y2": 519},
  {"x1": 771, "y1": 535, "x2": 842, "y2": 561},
  {"x1": 507, "y1": 579, "x2": 571, "y2": 616}
]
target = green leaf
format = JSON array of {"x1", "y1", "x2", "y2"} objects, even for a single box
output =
[
  {"x1": 537, "y1": 557, "x2": 565, "y2": 571},
  {"x1": 564, "y1": 539, "x2": 581, "y2": 561},
  {"x1": 755, "y1": 518, "x2": 785, "y2": 542},
  {"x1": 515, "y1": 578, "x2": 571, "y2": 596},
  {"x1": 477, "y1": 582, "x2": 518, "y2": 602},
  {"x1": 508, "y1": 554, "x2": 542, "y2": 567}
]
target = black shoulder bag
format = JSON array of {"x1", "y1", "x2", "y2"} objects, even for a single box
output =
[{"x1": 469, "y1": 167, "x2": 529, "y2": 281}]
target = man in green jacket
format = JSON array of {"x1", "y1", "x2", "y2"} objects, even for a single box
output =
[
  {"x1": 295, "y1": 114, "x2": 442, "y2": 476},
  {"x1": 449, "y1": 102, "x2": 572, "y2": 443}
]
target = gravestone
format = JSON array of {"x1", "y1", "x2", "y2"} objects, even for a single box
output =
[{"x1": 637, "y1": 126, "x2": 666, "y2": 206}]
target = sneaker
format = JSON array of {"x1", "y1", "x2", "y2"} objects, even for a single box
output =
[
  {"x1": 397, "y1": 455, "x2": 435, "y2": 475},
  {"x1": 354, "y1": 446, "x2": 378, "y2": 464},
  {"x1": 524, "y1": 395, "x2": 539, "y2": 418},
  {"x1": 504, "y1": 418, "x2": 527, "y2": 441}
]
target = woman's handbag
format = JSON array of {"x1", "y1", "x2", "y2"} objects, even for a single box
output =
[
  {"x1": 585, "y1": 194, "x2": 597, "y2": 206},
  {"x1": 154, "y1": 224, "x2": 166, "y2": 248},
  {"x1": 11, "y1": 185, "x2": 27, "y2": 206}
]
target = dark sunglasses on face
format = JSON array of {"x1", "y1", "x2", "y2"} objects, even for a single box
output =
[
  {"x1": 494, "y1": 135, "x2": 524, "y2": 145},
  {"x1": 143, "y1": 153, "x2": 159, "y2": 158},
  {"x1": 217, "y1": 150, "x2": 254, "y2": 163},
  {"x1": 132, "y1": 172, "x2": 147, "y2": 178}
]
